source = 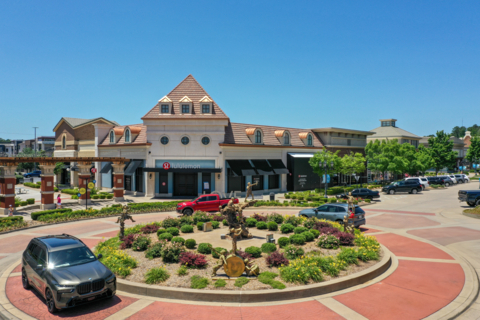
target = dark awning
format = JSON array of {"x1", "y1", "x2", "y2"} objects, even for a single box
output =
[
  {"x1": 142, "y1": 167, "x2": 222, "y2": 173},
  {"x1": 268, "y1": 159, "x2": 289, "y2": 174},
  {"x1": 124, "y1": 160, "x2": 143, "y2": 175},
  {"x1": 100, "y1": 162, "x2": 112, "y2": 174},
  {"x1": 226, "y1": 160, "x2": 257, "y2": 176},
  {"x1": 250, "y1": 160, "x2": 275, "y2": 175}
]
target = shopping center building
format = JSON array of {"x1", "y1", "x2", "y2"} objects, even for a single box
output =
[{"x1": 54, "y1": 75, "x2": 372, "y2": 198}]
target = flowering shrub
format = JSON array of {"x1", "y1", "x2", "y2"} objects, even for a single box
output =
[
  {"x1": 266, "y1": 251, "x2": 289, "y2": 267},
  {"x1": 279, "y1": 257, "x2": 323, "y2": 284},
  {"x1": 95, "y1": 237, "x2": 137, "y2": 278},
  {"x1": 120, "y1": 234, "x2": 137, "y2": 249},
  {"x1": 141, "y1": 224, "x2": 161, "y2": 234},
  {"x1": 193, "y1": 211, "x2": 211, "y2": 224},
  {"x1": 179, "y1": 216, "x2": 194, "y2": 226},
  {"x1": 355, "y1": 234, "x2": 380, "y2": 261},
  {"x1": 208, "y1": 213, "x2": 224, "y2": 222},
  {"x1": 145, "y1": 241, "x2": 167, "y2": 259},
  {"x1": 283, "y1": 245, "x2": 304, "y2": 260},
  {"x1": 284, "y1": 215, "x2": 301, "y2": 226},
  {"x1": 317, "y1": 234, "x2": 340, "y2": 249},
  {"x1": 252, "y1": 213, "x2": 267, "y2": 222},
  {"x1": 337, "y1": 232, "x2": 355, "y2": 246},
  {"x1": 132, "y1": 235, "x2": 151, "y2": 251},
  {"x1": 179, "y1": 252, "x2": 208, "y2": 268},
  {"x1": 266, "y1": 213, "x2": 284, "y2": 224},
  {"x1": 162, "y1": 217, "x2": 180, "y2": 228},
  {"x1": 161, "y1": 242, "x2": 185, "y2": 263},
  {"x1": 336, "y1": 247, "x2": 359, "y2": 265},
  {"x1": 145, "y1": 267, "x2": 170, "y2": 284},
  {"x1": 303, "y1": 217, "x2": 319, "y2": 229}
]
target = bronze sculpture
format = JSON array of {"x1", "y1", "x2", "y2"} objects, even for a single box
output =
[
  {"x1": 245, "y1": 181, "x2": 258, "y2": 201},
  {"x1": 344, "y1": 192, "x2": 355, "y2": 234},
  {"x1": 116, "y1": 204, "x2": 136, "y2": 239},
  {"x1": 244, "y1": 258, "x2": 260, "y2": 276}
]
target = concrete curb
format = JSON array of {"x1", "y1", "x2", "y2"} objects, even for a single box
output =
[
  {"x1": 117, "y1": 245, "x2": 392, "y2": 303},
  {"x1": 462, "y1": 212, "x2": 480, "y2": 219}
]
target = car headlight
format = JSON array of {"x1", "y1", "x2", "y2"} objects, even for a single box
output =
[
  {"x1": 56, "y1": 285, "x2": 75, "y2": 294},
  {"x1": 106, "y1": 273, "x2": 116, "y2": 284}
]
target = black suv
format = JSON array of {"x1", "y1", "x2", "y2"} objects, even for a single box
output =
[
  {"x1": 382, "y1": 180, "x2": 423, "y2": 194},
  {"x1": 336, "y1": 188, "x2": 380, "y2": 200},
  {"x1": 22, "y1": 234, "x2": 116, "y2": 314},
  {"x1": 427, "y1": 176, "x2": 453, "y2": 186},
  {"x1": 458, "y1": 190, "x2": 480, "y2": 207}
]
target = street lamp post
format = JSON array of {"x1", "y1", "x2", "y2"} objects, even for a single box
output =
[
  {"x1": 33, "y1": 127, "x2": 38, "y2": 171},
  {"x1": 319, "y1": 157, "x2": 335, "y2": 198}
]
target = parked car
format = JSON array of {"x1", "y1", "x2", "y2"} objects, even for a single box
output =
[
  {"x1": 336, "y1": 188, "x2": 380, "y2": 200},
  {"x1": 298, "y1": 203, "x2": 366, "y2": 228},
  {"x1": 458, "y1": 190, "x2": 480, "y2": 207},
  {"x1": 22, "y1": 234, "x2": 116, "y2": 314},
  {"x1": 24, "y1": 170, "x2": 41, "y2": 178},
  {"x1": 455, "y1": 174, "x2": 470, "y2": 183},
  {"x1": 406, "y1": 177, "x2": 429, "y2": 190},
  {"x1": 382, "y1": 180, "x2": 423, "y2": 194},
  {"x1": 427, "y1": 176, "x2": 453, "y2": 187},
  {"x1": 438, "y1": 176, "x2": 454, "y2": 186},
  {"x1": 447, "y1": 175, "x2": 458, "y2": 184},
  {"x1": 176, "y1": 194, "x2": 239, "y2": 216}
]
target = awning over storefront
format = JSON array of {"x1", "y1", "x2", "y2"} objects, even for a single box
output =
[
  {"x1": 226, "y1": 160, "x2": 257, "y2": 176},
  {"x1": 268, "y1": 159, "x2": 290, "y2": 174},
  {"x1": 124, "y1": 160, "x2": 143, "y2": 175},
  {"x1": 142, "y1": 167, "x2": 222, "y2": 173},
  {"x1": 100, "y1": 162, "x2": 112, "y2": 174},
  {"x1": 250, "y1": 160, "x2": 275, "y2": 175}
]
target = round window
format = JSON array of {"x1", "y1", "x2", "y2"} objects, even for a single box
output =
[
  {"x1": 181, "y1": 136, "x2": 190, "y2": 145},
  {"x1": 160, "y1": 136, "x2": 169, "y2": 145},
  {"x1": 201, "y1": 137, "x2": 210, "y2": 145}
]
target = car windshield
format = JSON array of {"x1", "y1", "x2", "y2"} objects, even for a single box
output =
[
  {"x1": 355, "y1": 207, "x2": 365, "y2": 214},
  {"x1": 48, "y1": 247, "x2": 96, "y2": 268}
]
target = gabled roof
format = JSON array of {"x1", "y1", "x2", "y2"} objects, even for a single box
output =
[
  {"x1": 53, "y1": 117, "x2": 119, "y2": 132},
  {"x1": 223, "y1": 122, "x2": 323, "y2": 148},
  {"x1": 141, "y1": 75, "x2": 229, "y2": 120},
  {"x1": 99, "y1": 124, "x2": 150, "y2": 147},
  {"x1": 369, "y1": 126, "x2": 421, "y2": 139}
]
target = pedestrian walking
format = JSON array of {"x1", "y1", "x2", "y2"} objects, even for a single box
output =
[
  {"x1": 8, "y1": 205, "x2": 14, "y2": 217},
  {"x1": 57, "y1": 194, "x2": 62, "y2": 209}
]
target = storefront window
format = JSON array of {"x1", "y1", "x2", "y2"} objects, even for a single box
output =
[
  {"x1": 268, "y1": 175, "x2": 279, "y2": 189},
  {"x1": 252, "y1": 175, "x2": 264, "y2": 190},
  {"x1": 227, "y1": 169, "x2": 245, "y2": 193}
]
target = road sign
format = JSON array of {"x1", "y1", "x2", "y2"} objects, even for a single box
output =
[
  {"x1": 93, "y1": 180, "x2": 96, "y2": 184},
  {"x1": 91, "y1": 168, "x2": 97, "y2": 173},
  {"x1": 79, "y1": 188, "x2": 86, "y2": 195},
  {"x1": 88, "y1": 182, "x2": 95, "y2": 189}
]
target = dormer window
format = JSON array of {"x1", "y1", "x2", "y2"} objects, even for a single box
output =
[
  {"x1": 161, "y1": 104, "x2": 170, "y2": 113},
  {"x1": 202, "y1": 104, "x2": 210, "y2": 113},
  {"x1": 284, "y1": 132, "x2": 290, "y2": 145},
  {"x1": 307, "y1": 134, "x2": 313, "y2": 146},
  {"x1": 125, "y1": 128, "x2": 131, "y2": 143},
  {"x1": 199, "y1": 96, "x2": 213, "y2": 114},
  {"x1": 179, "y1": 96, "x2": 192, "y2": 114},
  {"x1": 109, "y1": 131, "x2": 115, "y2": 143},
  {"x1": 182, "y1": 104, "x2": 190, "y2": 113},
  {"x1": 255, "y1": 130, "x2": 262, "y2": 144}
]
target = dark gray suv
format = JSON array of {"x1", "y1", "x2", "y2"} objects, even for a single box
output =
[{"x1": 22, "y1": 234, "x2": 116, "y2": 314}]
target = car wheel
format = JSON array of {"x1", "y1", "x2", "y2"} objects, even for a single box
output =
[
  {"x1": 22, "y1": 268, "x2": 30, "y2": 289},
  {"x1": 476, "y1": 200, "x2": 480, "y2": 207},
  {"x1": 46, "y1": 288, "x2": 58, "y2": 314},
  {"x1": 389, "y1": 189, "x2": 395, "y2": 195},
  {"x1": 183, "y1": 208, "x2": 193, "y2": 216},
  {"x1": 467, "y1": 202, "x2": 476, "y2": 207},
  {"x1": 411, "y1": 189, "x2": 418, "y2": 194},
  {"x1": 445, "y1": 182, "x2": 450, "y2": 187}
]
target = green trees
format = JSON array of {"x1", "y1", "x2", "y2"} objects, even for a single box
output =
[
  {"x1": 451, "y1": 126, "x2": 466, "y2": 138},
  {"x1": 427, "y1": 131, "x2": 457, "y2": 175},
  {"x1": 341, "y1": 152, "x2": 366, "y2": 185},
  {"x1": 466, "y1": 136, "x2": 480, "y2": 174}
]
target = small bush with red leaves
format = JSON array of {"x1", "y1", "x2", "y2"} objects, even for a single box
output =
[
  {"x1": 266, "y1": 251, "x2": 289, "y2": 267},
  {"x1": 252, "y1": 213, "x2": 267, "y2": 222},
  {"x1": 337, "y1": 232, "x2": 355, "y2": 246},
  {"x1": 313, "y1": 221, "x2": 333, "y2": 230},
  {"x1": 120, "y1": 234, "x2": 138, "y2": 250},
  {"x1": 141, "y1": 224, "x2": 161, "y2": 234},
  {"x1": 237, "y1": 250, "x2": 253, "y2": 260},
  {"x1": 179, "y1": 252, "x2": 208, "y2": 268},
  {"x1": 208, "y1": 214, "x2": 224, "y2": 222}
]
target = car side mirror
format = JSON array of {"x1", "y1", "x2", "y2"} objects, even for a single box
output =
[
  {"x1": 36, "y1": 264, "x2": 43, "y2": 271},
  {"x1": 97, "y1": 254, "x2": 103, "y2": 259}
]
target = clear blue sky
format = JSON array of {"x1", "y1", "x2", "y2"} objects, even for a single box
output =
[{"x1": 1, "y1": 1, "x2": 479, "y2": 139}]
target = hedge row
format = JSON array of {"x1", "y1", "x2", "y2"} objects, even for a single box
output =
[
  {"x1": 31, "y1": 208, "x2": 73, "y2": 220},
  {"x1": 0, "y1": 216, "x2": 23, "y2": 224}
]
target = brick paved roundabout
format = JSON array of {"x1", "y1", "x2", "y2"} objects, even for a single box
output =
[{"x1": 0, "y1": 184, "x2": 479, "y2": 319}]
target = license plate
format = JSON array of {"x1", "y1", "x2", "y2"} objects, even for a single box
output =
[{"x1": 88, "y1": 297, "x2": 95, "y2": 301}]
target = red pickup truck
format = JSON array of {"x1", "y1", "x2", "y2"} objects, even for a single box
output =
[{"x1": 176, "y1": 194, "x2": 239, "y2": 216}]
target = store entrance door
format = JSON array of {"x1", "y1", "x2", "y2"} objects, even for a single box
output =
[{"x1": 174, "y1": 173, "x2": 197, "y2": 197}]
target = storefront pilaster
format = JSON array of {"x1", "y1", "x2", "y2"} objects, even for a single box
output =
[
  {"x1": 0, "y1": 165, "x2": 16, "y2": 215},
  {"x1": 39, "y1": 164, "x2": 56, "y2": 210}
]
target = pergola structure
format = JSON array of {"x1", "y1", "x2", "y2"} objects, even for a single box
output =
[{"x1": 0, "y1": 157, "x2": 126, "y2": 215}]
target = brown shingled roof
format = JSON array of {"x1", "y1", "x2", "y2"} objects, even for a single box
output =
[
  {"x1": 224, "y1": 123, "x2": 324, "y2": 148},
  {"x1": 141, "y1": 75, "x2": 229, "y2": 120},
  {"x1": 99, "y1": 124, "x2": 149, "y2": 147}
]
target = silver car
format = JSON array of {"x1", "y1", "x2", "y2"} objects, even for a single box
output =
[{"x1": 298, "y1": 203, "x2": 366, "y2": 228}]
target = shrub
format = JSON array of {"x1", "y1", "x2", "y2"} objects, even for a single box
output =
[
  {"x1": 258, "y1": 271, "x2": 286, "y2": 289},
  {"x1": 252, "y1": 213, "x2": 267, "y2": 222},
  {"x1": 71, "y1": 195, "x2": 79, "y2": 199},
  {"x1": 197, "y1": 243, "x2": 212, "y2": 254},
  {"x1": 245, "y1": 246, "x2": 262, "y2": 258},
  {"x1": 310, "y1": 229, "x2": 320, "y2": 238},
  {"x1": 212, "y1": 247, "x2": 227, "y2": 259},
  {"x1": 92, "y1": 195, "x2": 99, "y2": 199},
  {"x1": 145, "y1": 241, "x2": 166, "y2": 259},
  {"x1": 20, "y1": 201, "x2": 28, "y2": 206},
  {"x1": 237, "y1": 250, "x2": 253, "y2": 260},
  {"x1": 180, "y1": 216, "x2": 194, "y2": 226},
  {"x1": 256, "y1": 221, "x2": 267, "y2": 229},
  {"x1": 266, "y1": 251, "x2": 289, "y2": 267},
  {"x1": 214, "y1": 279, "x2": 226, "y2": 287},
  {"x1": 209, "y1": 213, "x2": 224, "y2": 222},
  {"x1": 177, "y1": 265, "x2": 188, "y2": 276},
  {"x1": 26, "y1": 198, "x2": 35, "y2": 205},
  {"x1": 245, "y1": 218, "x2": 257, "y2": 227},
  {"x1": 337, "y1": 247, "x2": 359, "y2": 265},
  {"x1": 261, "y1": 242, "x2": 277, "y2": 253},
  {"x1": 190, "y1": 275, "x2": 209, "y2": 289},
  {"x1": 365, "y1": 199, "x2": 371, "y2": 203},
  {"x1": 294, "y1": 226, "x2": 308, "y2": 234},
  {"x1": 132, "y1": 236, "x2": 151, "y2": 251},
  {"x1": 162, "y1": 217, "x2": 180, "y2": 228},
  {"x1": 234, "y1": 277, "x2": 249, "y2": 287},
  {"x1": 94, "y1": 237, "x2": 137, "y2": 278},
  {"x1": 158, "y1": 233, "x2": 173, "y2": 241},
  {"x1": 99, "y1": 194, "x2": 106, "y2": 199},
  {"x1": 120, "y1": 234, "x2": 136, "y2": 249},
  {"x1": 283, "y1": 245, "x2": 304, "y2": 260},
  {"x1": 267, "y1": 221, "x2": 278, "y2": 231},
  {"x1": 337, "y1": 232, "x2": 355, "y2": 246},
  {"x1": 166, "y1": 227, "x2": 180, "y2": 236},
  {"x1": 284, "y1": 215, "x2": 300, "y2": 226},
  {"x1": 197, "y1": 222, "x2": 204, "y2": 230},
  {"x1": 185, "y1": 239, "x2": 197, "y2": 249},
  {"x1": 172, "y1": 236, "x2": 185, "y2": 245},
  {"x1": 180, "y1": 225, "x2": 194, "y2": 233},
  {"x1": 267, "y1": 213, "x2": 284, "y2": 224},
  {"x1": 328, "y1": 198, "x2": 337, "y2": 203},
  {"x1": 179, "y1": 252, "x2": 208, "y2": 268},
  {"x1": 211, "y1": 221, "x2": 220, "y2": 229},
  {"x1": 31, "y1": 208, "x2": 73, "y2": 221},
  {"x1": 280, "y1": 223, "x2": 295, "y2": 234},
  {"x1": 289, "y1": 234, "x2": 306, "y2": 245},
  {"x1": 301, "y1": 231, "x2": 315, "y2": 242},
  {"x1": 145, "y1": 267, "x2": 170, "y2": 284},
  {"x1": 192, "y1": 211, "x2": 211, "y2": 224},
  {"x1": 279, "y1": 258, "x2": 323, "y2": 284},
  {"x1": 141, "y1": 224, "x2": 161, "y2": 234},
  {"x1": 317, "y1": 234, "x2": 340, "y2": 249},
  {"x1": 222, "y1": 219, "x2": 228, "y2": 226},
  {"x1": 278, "y1": 237, "x2": 290, "y2": 248},
  {"x1": 161, "y1": 242, "x2": 185, "y2": 263},
  {"x1": 156, "y1": 228, "x2": 167, "y2": 236}
]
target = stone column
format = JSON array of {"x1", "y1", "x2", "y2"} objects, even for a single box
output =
[
  {"x1": 145, "y1": 171, "x2": 155, "y2": 197},
  {"x1": 39, "y1": 164, "x2": 56, "y2": 210},
  {"x1": 0, "y1": 165, "x2": 16, "y2": 215},
  {"x1": 95, "y1": 162, "x2": 102, "y2": 191},
  {"x1": 77, "y1": 163, "x2": 92, "y2": 205},
  {"x1": 112, "y1": 162, "x2": 125, "y2": 202}
]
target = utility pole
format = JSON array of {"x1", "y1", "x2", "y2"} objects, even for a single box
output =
[{"x1": 33, "y1": 127, "x2": 38, "y2": 171}]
